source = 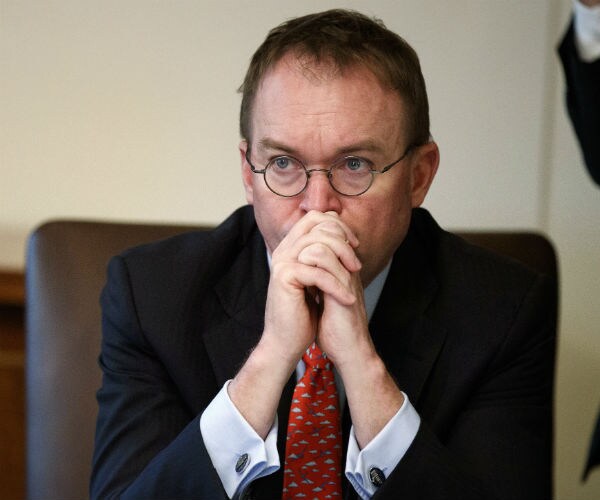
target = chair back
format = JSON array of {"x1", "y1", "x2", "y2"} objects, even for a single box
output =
[
  {"x1": 25, "y1": 220, "x2": 202, "y2": 500},
  {"x1": 457, "y1": 231, "x2": 558, "y2": 280}
]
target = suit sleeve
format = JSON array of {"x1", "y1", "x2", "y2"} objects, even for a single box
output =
[
  {"x1": 90, "y1": 255, "x2": 228, "y2": 499},
  {"x1": 558, "y1": 21, "x2": 600, "y2": 186},
  {"x1": 375, "y1": 272, "x2": 557, "y2": 500}
]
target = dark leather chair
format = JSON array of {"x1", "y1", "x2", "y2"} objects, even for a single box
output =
[
  {"x1": 24, "y1": 219, "x2": 558, "y2": 500},
  {"x1": 25, "y1": 220, "x2": 202, "y2": 500}
]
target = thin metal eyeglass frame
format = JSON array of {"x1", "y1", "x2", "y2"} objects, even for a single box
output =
[{"x1": 245, "y1": 144, "x2": 416, "y2": 198}]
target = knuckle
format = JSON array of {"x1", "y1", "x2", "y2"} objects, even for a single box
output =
[{"x1": 301, "y1": 242, "x2": 330, "y2": 262}]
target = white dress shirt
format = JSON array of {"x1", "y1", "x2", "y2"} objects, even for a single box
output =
[
  {"x1": 573, "y1": 0, "x2": 600, "y2": 61},
  {"x1": 200, "y1": 261, "x2": 421, "y2": 499}
]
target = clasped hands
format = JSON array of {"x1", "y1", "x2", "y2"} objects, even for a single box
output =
[
  {"x1": 230, "y1": 210, "x2": 403, "y2": 444},
  {"x1": 263, "y1": 210, "x2": 374, "y2": 372}
]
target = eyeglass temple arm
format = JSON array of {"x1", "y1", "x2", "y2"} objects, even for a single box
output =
[{"x1": 378, "y1": 144, "x2": 416, "y2": 173}]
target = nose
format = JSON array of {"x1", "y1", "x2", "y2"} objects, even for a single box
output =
[{"x1": 298, "y1": 169, "x2": 343, "y2": 214}]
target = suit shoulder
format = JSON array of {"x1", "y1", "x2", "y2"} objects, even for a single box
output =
[
  {"x1": 411, "y1": 208, "x2": 556, "y2": 310},
  {"x1": 111, "y1": 205, "x2": 260, "y2": 289},
  {"x1": 414, "y1": 209, "x2": 549, "y2": 282},
  {"x1": 409, "y1": 209, "x2": 557, "y2": 362}
]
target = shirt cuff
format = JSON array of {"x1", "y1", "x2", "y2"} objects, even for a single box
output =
[
  {"x1": 345, "y1": 392, "x2": 421, "y2": 499},
  {"x1": 199, "y1": 380, "x2": 280, "y2": 498},
  {"x1": 574, "y1": 0, "x2": 600, "y2": 61}
]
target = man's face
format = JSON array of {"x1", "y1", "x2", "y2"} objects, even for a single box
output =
[{"x1": 240, "y1": 54, "x2": 438, "y2": 286}]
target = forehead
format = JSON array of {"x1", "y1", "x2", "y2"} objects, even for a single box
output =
[{"x1": 250, "y1": 54, "x2": 407, "y2": 152}]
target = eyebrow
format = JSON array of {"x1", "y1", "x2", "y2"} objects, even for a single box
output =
[
  {"x1": 255, "y1": 137, "x2": 387, "y2": 157},
  {"x1": 255, "y1": 138, "x2": 296, "y2": 154}
]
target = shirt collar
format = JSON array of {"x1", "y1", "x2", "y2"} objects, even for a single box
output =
[{"x1": 364, "y1": 260, "x2": 392, "y2": 321}]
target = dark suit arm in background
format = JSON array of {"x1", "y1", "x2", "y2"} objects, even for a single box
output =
[
  {"x1": 90, "y1": 256, "x2": 228, "y2": 500},
  {"x1": 559, "y1": 6, "x2": 600, "y2": 480},
  {"x1": 376, "y1": 272, "x2": 556, "y2": 500},
  {"x1": 558, "y1": 21, "x2": 600, "y2": 186}
]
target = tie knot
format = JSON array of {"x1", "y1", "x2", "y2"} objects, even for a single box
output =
[{"x1": 302, "y1": 342, "x2": 331, "y2": 370}]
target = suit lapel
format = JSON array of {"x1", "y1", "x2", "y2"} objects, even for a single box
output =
[
  {"x1": 201, "y1": 227, "x2": 269, "y2": 385},
  {"x1": 368, "y1": 218, "x2": 447, "y2": 407}
]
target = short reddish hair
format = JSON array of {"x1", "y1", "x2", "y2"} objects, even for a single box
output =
[{"x1": 238, "y1": 9, "x2": 430, "y2": 146}]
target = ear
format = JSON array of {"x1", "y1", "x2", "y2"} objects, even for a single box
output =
[
  {"x1": 410, "y1": 141, "x2": 439, "y2": 207},
  {"x1": 239, "y1": 140, "x2": 254, "y2": 205}
]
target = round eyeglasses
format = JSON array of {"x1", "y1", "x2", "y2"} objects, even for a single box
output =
[{"x1": 246, "y1": 145, "x2": 415, "y2": 197}]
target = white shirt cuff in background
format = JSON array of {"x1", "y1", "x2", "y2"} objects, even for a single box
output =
[{"x1": 574, "y1": 0, "x2": 600, "y2": 61}]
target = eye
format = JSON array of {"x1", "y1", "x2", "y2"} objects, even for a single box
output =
[
  {"x1": 273, "y1": 156, "x2": 291, "y2": 170},
  {"x1": 343, "y1": 157, "x2": 369, "y2": 172}
]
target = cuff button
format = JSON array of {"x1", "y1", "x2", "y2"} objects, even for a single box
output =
[
  {"x1": 369, "y1": 466, "x2": 385, "y2": 487},
  {"x1": 235, "y1": 453, "x2": 250, "y2": 474}
]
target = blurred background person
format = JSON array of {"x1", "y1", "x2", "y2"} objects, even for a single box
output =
[{"x1": 558, "y1": 0, "x2": 600, "y2": 186}]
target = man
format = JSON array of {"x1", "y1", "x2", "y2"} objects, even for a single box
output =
[
  {"x1": 558, "y1": 0, "x2": 600, "y2": 479},
  {"x1": 91, "y1": 10, "x2": 556, "y2": 499},
  {"x1": 558, "y1": 0, "x2": 600, "y2": 186}
]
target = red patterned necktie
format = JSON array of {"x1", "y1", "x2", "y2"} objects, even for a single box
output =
[{"x1": 283, "y1": 342, "x2": 342, "y2": 498}]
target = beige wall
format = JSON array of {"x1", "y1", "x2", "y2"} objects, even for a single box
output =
[{"x1": 2, "y1": 0, "x2": 599, "y2": 498}]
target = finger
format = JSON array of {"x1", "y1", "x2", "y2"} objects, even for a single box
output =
[
  {"x1": 295, "y1": 233, "x2": 361, "y2": 273},
  {"x1": 297, "y1": 244, "x2": 360, "y2": 308},
  {"x1": 318, "y1": 211, "x2": 359, "y2": 248},
  {"x1": 278, "y1": 211, "x2": 359, "y2": 254},
  {"x1": 312, "y1": 216, "x2": 350, "y2": 240},
  {"x1": 297, "y1": 241, "x2": 359, "y2": 279},
  {"x1": 275, "y1": 261, "x2": 356, "y2": 306}
]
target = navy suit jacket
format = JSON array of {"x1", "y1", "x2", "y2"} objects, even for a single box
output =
[
  {"x1": 91, "y1": 206, "x2": 556, "y2": 499},
  {"x1": 559, "y1": 21, "x2": 600, "y2": 186}
]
